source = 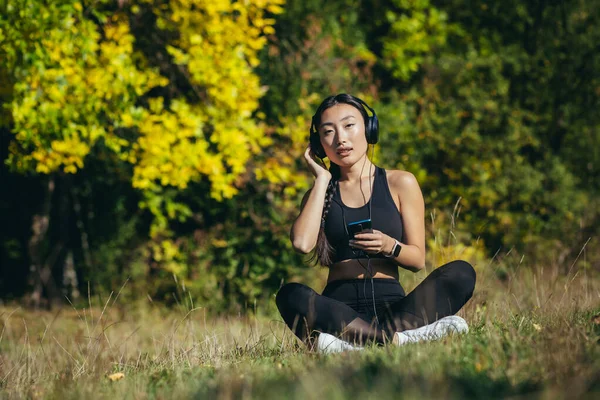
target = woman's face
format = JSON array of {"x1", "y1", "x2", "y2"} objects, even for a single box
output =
[{"x1": 318, "y1": 103, "x2": 368, "y2": 166}]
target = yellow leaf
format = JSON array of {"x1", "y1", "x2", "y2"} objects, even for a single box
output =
[
  {"x1": 107, "y1": 372, "x2": 125, "y2": 381},
  {"x1": 211, "y1": 239, "x2": 228, "y2": 248}
]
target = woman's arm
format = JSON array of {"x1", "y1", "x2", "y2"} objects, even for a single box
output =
[
  {"x1": 385, "y1": 170, "x2": 426, "y2": 272},
  {"x1": 290, "y1": 147, "x2": 333, "y2": 254},
  {"x1": 350, "y1": 170, "x2": 426, "y2": 272},
  {"x1": 290, "y1": 177, "x2": 330, "y2": 254}
]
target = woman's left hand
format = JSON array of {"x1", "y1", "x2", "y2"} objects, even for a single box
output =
[{"x1": 349, "y1": 230, "x2": 392, "y2": 255}]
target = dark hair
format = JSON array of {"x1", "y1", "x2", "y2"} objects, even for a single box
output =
[{"x1": 309, "y1": 94, "x2": 371, "y2": 266}]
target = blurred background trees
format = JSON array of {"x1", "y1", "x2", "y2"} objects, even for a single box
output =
[{"x1": 1, "y1": 0, "x2": 598, "y2": 311}]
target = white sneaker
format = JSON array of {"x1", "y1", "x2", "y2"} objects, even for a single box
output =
[
  {"x1": 393, "y1": 315, "x2": 469, "y2": 346},
  {"x1": 317, "y1": 332, "x2": 364, "y2": 354}
]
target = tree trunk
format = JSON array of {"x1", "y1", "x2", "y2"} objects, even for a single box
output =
[{"x1": 27, "y1": 176, "x2": 61, "y2": 309}]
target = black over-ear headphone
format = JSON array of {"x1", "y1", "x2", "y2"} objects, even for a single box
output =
[{"x1": 309, "y1": 96, "x2": 379, "y2": 159}]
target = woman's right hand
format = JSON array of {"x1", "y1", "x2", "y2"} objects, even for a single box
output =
[{"x1": 304, "y1": 147, "x2": 332, "y2": 180}]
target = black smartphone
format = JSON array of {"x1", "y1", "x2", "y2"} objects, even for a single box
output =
[{"x1": 347, "y1": 219, "x2": 372, "y2": 240}]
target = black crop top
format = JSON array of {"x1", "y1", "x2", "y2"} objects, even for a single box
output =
[{"x1": 323, "y1": 166, "x2": 404, "y2": 264}]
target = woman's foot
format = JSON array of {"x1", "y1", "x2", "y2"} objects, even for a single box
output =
[
  {"x1": 392, "y1": 315, "x2": 469, "y2": 346},
  {"x1": 317, "y1": 332, "x2": 364, "y2": 354}
]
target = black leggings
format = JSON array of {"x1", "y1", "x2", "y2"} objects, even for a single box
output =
[{"x1": 276, "y1": 260, "x2": 476, "y2": 344}]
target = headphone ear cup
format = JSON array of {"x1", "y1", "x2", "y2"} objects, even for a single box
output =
[
  {"x1": 356, "y1": 97, "x2": 378, "y2": 145},
  {"x1": 310, "y1": 135, "x2": 326, "y2": 158},
  {"x1": 368, "y1": 114, "x2": 379, "y2": 144},
  {"x1": 365, "y1": 117, "x2": 373, "y2": 144},
  {"x1": 309, "y1": 120, "x2": 327, "y2": 158}
]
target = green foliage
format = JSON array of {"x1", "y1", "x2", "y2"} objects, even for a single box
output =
[
  {"x1": 1, "y1": 0, "x2": 310, "y2": 308},
  {"x1": 382, "y1": 0, "x2": 456, "y2": 81},
  {"x1": 257, "y1": 0, "x2": 378, "y2": 120},
  {"x1": 2, "y1": 1, "x2": 166, "y2": 175},
  {"x1": 376, "y1": 0, "x2": 598, "y2": 257},
  {"x1": 1, "y1": 0, "x2": 599, "y2": 308}
]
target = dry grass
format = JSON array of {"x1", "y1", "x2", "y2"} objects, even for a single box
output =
[{"x1": 1, "y1": 255, "x2": 599, "y2": 399}]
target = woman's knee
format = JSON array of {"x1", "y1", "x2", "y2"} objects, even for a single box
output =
[
  {"x1": 275, "y1": 282, "x2": 312, "y2": 314},
  {"x1": 443, "y1": 260, "x2": 477, "y2": 294},
  {"x1": 275, "y1": 282, "x2": 318, "y2": 338},
  {"x1": 453, "y1": 259, "x2": 476, "y2": 280}
]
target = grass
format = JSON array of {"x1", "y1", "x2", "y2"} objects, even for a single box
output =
[{"x1": 1, "y1": 258, "x2": 599, "y2": 399}]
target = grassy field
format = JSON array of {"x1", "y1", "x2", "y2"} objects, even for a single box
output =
[{"x1": 1, "y1": 259, "x2": 599, "y2": 399}]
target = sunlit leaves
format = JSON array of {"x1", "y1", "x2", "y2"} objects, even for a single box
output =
[
  {"x1": 4, "y1": 2, "x2": 166, "y2": 175},
  {"x1": 4, "y1": 0, "x2": 284, "y2": 231},
  {"x1": 382, "y1": 0, "x2": 454, "y2": 81},
  {"x1": 132, "y1": 0, "x2": 284, "y2": 205},
  {"x1": 2, "y1": 0, "x2": 289, "y2": 289}
]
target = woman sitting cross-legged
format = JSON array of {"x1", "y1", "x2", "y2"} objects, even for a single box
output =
[{"x1": 276, "y1": 94, "x2": 476, "y2": 353}]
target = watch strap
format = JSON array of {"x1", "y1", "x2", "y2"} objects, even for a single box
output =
[
  {"x1": 385, "y1": 240, "x2": 401, "y2": 258},
  {"x1": 392, "y1": 240, "x2": 402, "y2": 257}
]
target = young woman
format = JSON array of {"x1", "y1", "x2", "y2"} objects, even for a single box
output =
[{"x1": 276, "y1": 94, "x2": 476, "y2": 352}]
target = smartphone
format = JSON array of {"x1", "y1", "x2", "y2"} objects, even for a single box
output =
[{"x1": 347, "y1": 219, "x2": 372, "y2": 240}]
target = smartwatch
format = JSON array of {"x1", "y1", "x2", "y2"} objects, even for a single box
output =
[{"x1": 385, "y1": 240, "x2": 402, "y2": 258}]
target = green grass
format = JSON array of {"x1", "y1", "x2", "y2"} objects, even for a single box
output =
[{"x1": 1, "y1": 262, "x2": 599, "y2": 399}]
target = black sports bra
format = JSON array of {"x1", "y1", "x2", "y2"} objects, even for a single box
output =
[{"x1": 323, "y1": 166, "x2": 404, "y2": 264}]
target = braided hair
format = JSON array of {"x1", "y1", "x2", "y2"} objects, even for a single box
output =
[{"x1": 309, "y1": 163, "x2": 341, "y2": 266}]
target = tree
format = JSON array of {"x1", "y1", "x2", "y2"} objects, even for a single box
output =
[{"x1": 1, "y1": 0, "x2": 290, "y2": 307}]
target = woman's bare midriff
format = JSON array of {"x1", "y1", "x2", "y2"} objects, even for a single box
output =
[{"x1": 327, "y1": 258, "x2": 399, "y2": 283}]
